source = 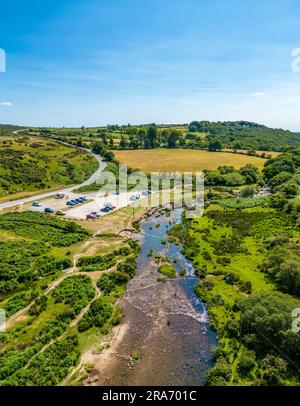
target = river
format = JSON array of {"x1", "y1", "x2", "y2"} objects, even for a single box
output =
[{"x1": 94, "y1": 207, "x2": 217, "y2": 386}]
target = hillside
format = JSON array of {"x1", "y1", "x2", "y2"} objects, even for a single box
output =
[
  {"x1": 31, "y1": 121, "x2": 300, "y2": 153},
  {"x1": 188, "y1": 121, "x2": 300, "y2": 151},
  {"x1": 0, "y1": 135, "x2": 98, "y2": 200},
  {"x1": 0, "y1": 124, "x2": 25, "y2": 136}
]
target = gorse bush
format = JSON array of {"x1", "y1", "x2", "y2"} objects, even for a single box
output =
[
  {"x1": 0, "y1": 212, "x2": 89, "y2": 246},
  {"x1": 78, "y1": 298, "x2": 113, "y2": 332},
  {"x1": 52, "y1": 275, "x2": 95, "y2": 314}
]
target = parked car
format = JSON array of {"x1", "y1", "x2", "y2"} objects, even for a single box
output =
[
  {"x1": 142, "y1": 191, "x2": 151, "y2": 196},
  {"x1": 86, "y1": 213, "x2": 97, "y2": 219},
  {"x1": 66, "y1": 201, "x2": 76, "y2": 206},
  {"x1": 105, "y1": 203, "x2": 116, "y2": 210},
  {"x1": 55, "y1": 193, "x2": 65, "y2": 199},
  {"x1": 44, "y1": 208, "x2": 54, "y2": 213},
  {"x1": 74, "y1": 198, "x2": 82, "y2": 203},
  {"x1": 77, "y1": 197, "x2": 85, "y2": 202},
  {"x1": 32, "y1": 202, "x2": 42, "y2": 207},
  {"x1": 100, "y1": 206, "x2": 111, "y2": 213},
  {"x1": 70, "y1": 200, "x2": 78, "y2": 204},
  {"x1": 90, "y1": 211, "x2": 100, "y2": 217},
  {"x1": 130, "y1": 195, "x2": 137, "y2": 201},
  {"x1": 55, "y1": 210, "x2": 65, "y2": 216}
]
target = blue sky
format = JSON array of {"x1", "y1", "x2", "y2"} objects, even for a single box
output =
[{"x1": 1, "y1": 0, "x2": 300, "y2": 129}]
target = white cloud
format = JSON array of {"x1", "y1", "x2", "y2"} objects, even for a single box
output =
[
  {"x1": 0, "y1": 102, "x2": 13, "y2": 107},
  {"x1": 251, "y1": 92, "x2": 265, "y2": 97}
]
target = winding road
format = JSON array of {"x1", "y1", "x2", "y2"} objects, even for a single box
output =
[{"x1": 0, "y1": 131, "x2": 106, "y2": 210}]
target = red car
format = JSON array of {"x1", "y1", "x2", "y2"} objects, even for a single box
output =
[{"x1": 86, "y1": 213, "x2": 97, "y2": 220}]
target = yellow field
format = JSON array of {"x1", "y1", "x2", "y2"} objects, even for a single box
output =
[{"x1": 114, "y1": 149, "x2": 271, "y2": 172}]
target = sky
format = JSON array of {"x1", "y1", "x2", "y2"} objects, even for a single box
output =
[{"x1": 1, "y1": 0, "x2": 300, "y2": 130}]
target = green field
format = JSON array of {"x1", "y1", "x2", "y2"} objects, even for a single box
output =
[
  {"x1": 0, "y1": 135, "x2": 98, "y2": 201},
  {"x1": 113, "y1": 148, "x2": 269, "y2": 173}
]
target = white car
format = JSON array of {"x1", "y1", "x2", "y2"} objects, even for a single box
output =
[{"x1": 32, "y1": 202, "x2": 42, "y2": 207}]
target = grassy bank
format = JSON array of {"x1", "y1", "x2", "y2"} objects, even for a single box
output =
[{"x1": 182, "y1": 204, "x2": 300, "y2": 385}]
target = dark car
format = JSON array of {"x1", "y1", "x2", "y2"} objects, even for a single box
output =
[
  {"x1": 44, "y1": 208, "x2": 55, "y2": 213},
  {"x1": 100, "y1": 206, "x2": 111, "y2": 213}
]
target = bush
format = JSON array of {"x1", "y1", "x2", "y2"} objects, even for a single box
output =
[
  {"x1": 237, "y1": 350, "x2": 256, "y2": 376},
  {"x1": 78, "y1": 298, "x2": 113, "y2": 333},
  {"x1": 276, "y1": 182, "x2": 298, "y2": 198},
  {"x1": 206, "y1": 358, "x2": 232, "y2": 386},
  {"x1": 261, "y1": 355, "x2": 288, "y2": 385},
  {"x1": 239, "y1": 185, "x2": 256, "y2": 198}
]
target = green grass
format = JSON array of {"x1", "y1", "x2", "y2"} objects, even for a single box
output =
[
  {"x1": 158, "y1": 264, "x2": 176, "y2": 278},
  {"x1": 185, "y1": 204, "x2": 300, "y2": 385},
  {"x1": 0, "y1": 136, "x2": 98, "y2": 200},
  {"x1": 217, "y1": 196, "x2": 269, "y2": 209}
]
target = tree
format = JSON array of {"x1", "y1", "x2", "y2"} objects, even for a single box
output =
[
  {"x1": 167, "y1": 130, "x2": 180, "y2": 148},
  {"x1": 103, "y1": 150, "x2": 115, "y2": 162},
  {"x1": 238, "y1": 293, "x2": 292, "y2": 355},
  {"x1": 205, "y1": 357, "x2": 232, "y2": 386},
  {"x1": 263, "y1": 154, "x2": 296, "y2": 182},
  {"x1": 269, "y1": 193, "x2": 288, "y2": 209},
  {"x1": 137, "y1": 128, "x2": 146, "y2": 147},
  {"x1": 239, "y1": 164, "x2": 259, "y2": 184},
  {"x1": 76, "y1": 138, "x2": 83, "y2": 147},
  {"x1": 145, "y1": 124, "x2": 158, "y2": 148},
  {"x1": 237, "y1": 350, "x2": 256, "y2": 376},
  {"x1": 208, "y1": 138, "x2": 223, "y2": 151},
  {"x1": 91, "y1": 141, "x2": 105, "y2": 155},
  {"x1": 269, "y1": 172, "x2": 293, "y2": 188},
  {"x1": 261, "y1": 355, "x2": 287, "y2": 385},
  {"x1": 119, "y1": 136, "x2": 129, "y2": 150},
  {"x1": 277, "y1": 259, "x2": 300, "y2": 296},
  {"x1": 109, "y1": 135, "x2": 114, "y2": 149},
  {"x1": 276, "y1": 182, "x2": 298, "y2": 198}
]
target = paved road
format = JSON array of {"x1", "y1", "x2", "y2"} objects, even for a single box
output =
[{"x1": 0, "y1": 132, "x2": 106, "y2": 210}]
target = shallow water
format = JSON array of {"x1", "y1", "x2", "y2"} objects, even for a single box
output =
[{"x1": 98, "y1": 208, "x2": 217, "y2": 386}]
